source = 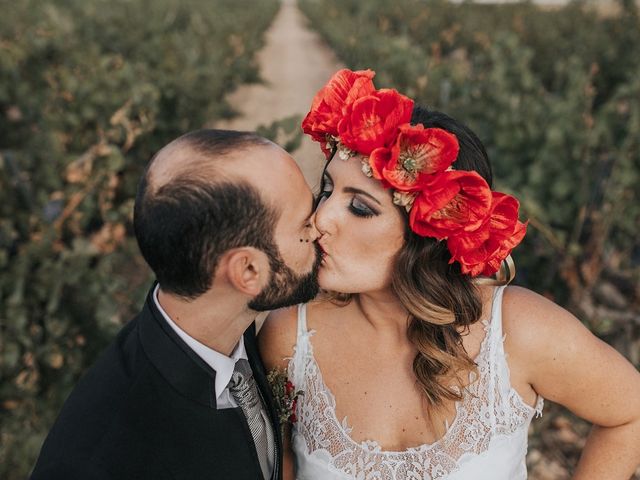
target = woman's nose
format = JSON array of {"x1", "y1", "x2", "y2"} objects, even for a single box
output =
[{"x1": 312, "y1": 196, "x2": 333, "y2": 238}]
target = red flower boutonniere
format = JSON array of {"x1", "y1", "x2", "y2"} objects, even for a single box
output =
[{"x1": 267, "y1": 367, "x2": 304, "y2": 435}]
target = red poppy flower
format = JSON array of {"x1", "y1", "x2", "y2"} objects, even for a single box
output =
[
  {"x1": 409, "y1": 170, "x2": 492, "y2": 240},
  {"x1": 337, "y1": 89, "x2": 414, "y2": 155},
  {"x1": 447, "y1": 192, "x2": 527, "y2": 276},
  {"x1": 368, "y1": 147, "x2": 394, "y2": 187},
  {"x1": 301, "y1": 69, "x2": 375, "y2": 153},
  {"x1": 374, "y1": 124, "x2": 459, "y2": 190}
]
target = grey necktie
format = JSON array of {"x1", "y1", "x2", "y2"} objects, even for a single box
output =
[{"x1": 228, "y1": 358, "x2": 275, "y2": 479}]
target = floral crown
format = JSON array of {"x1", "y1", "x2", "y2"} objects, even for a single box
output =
[{"x1": 302, "y1": 68, "x2": 527, "y2": 278}]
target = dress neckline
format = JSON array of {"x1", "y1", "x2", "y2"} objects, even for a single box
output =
[
  {"x1": 305, "y1": 319, "x2": 495, "y2": 455},
  {"x1": 299, "y1": 288, "x2": 502, "y2": 455}
]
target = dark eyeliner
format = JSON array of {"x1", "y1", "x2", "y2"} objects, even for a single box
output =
[{"x1": 348, "y1": 197, "x2": 377, "y2": 218}]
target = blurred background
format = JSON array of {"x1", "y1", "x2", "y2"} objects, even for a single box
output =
[{"x1": 1, "y1": 0, "x2": 639, "y2": 478}]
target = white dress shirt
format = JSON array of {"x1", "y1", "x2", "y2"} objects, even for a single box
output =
[{"x1": 153, "y1": 284, "x2": 247, "y2": 409}]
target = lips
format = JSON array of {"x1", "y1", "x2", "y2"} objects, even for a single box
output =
[{"x1": 317, "y1": 242, "x2": 328, "y2": 260}]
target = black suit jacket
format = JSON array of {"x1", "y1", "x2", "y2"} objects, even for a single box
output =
[{"x1": 31, "y1": 285, "x2": 282, "y2": 480}]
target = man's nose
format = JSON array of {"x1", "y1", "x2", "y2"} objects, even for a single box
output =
[{"x1": 306, "y1": 211, "x2": 321, "y2": 242}]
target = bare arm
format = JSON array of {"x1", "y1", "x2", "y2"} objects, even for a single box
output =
[
  {"x1": 503, "y1": 287, "x2": 640, "y2": 479},
  {"x1": 258, "y1": 307, "x2": 299, "y2": 480}
]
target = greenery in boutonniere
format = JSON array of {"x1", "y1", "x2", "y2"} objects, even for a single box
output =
[{"x1": 267, "y1": 367, "x2": 304, "y2": 435}]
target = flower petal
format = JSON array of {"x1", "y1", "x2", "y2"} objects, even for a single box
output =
[
  {"x1": 409, "y1": 170, "x2": 492, "y2": 239},
  {"x1": 338, "y1": 89, "x2": 413, "y2": 155},
  {"x1": 302, "y1": 69, "x2": 376, "y2": 147},
  {"x1": 447, "y1": 192, "x2": 527, "y2": 276},
  {"x1": 382, "y1": 124, "x2": 459, "y2": 190}
]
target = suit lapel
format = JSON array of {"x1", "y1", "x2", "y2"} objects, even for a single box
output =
[
  {"x1": 138, "y1": 287, "x2": 217, "y2": 408},
  {"x1": 138, "y1": 285, "x2": 282, "y2": 479}
]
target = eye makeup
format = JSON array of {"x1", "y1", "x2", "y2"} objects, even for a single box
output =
[
  {"x1": 318, "y1": 173, "x2": 380, "y2": 218},
  {"x1": 348, "y1": 197, "x2": 377, "y2": 218}
]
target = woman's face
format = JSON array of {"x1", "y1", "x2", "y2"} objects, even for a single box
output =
[{"x1": 314, "y1": 155, "x2": 406, "y2": 294}]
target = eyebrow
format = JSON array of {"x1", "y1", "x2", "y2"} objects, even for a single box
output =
[
  {"x1": 343, "y1": 187, "x2": 382, "y2": 206},
  {"x1": 323, "y1": 171, "x2": 382, "y2": 206}
]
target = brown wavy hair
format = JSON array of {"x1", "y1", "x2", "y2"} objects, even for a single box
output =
[{"x1": 395, "y1": 105, "x2": 495, "y2": 408}]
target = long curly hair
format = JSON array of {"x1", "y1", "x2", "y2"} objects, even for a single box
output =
[{"x1": 392, "y1": 106, "x2": 495, "y2": 408}]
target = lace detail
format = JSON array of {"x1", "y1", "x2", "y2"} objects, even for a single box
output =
[{"x1": 288, "y1": 287, "x2": 543, "y2": 479}]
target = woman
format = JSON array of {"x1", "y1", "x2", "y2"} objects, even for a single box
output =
[{"x1": 259, "y1": 69, "x2": 640, "y2": 479}]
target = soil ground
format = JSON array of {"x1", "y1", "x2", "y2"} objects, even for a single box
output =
[{"x1": 215, "y1": 0, "x2": 343, "y2": 191}]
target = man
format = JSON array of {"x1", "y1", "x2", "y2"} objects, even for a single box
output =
[{"x1": 31, "y1": 130, "x2": 321, "y2": 479}]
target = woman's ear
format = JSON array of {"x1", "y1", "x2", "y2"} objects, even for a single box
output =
[{"x1": 219, "y1": 247, "x2": 270, "y2": 296}]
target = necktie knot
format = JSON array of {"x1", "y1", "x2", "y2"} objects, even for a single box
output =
[{"x1": 229, "y1": 360, "x2": 259, "y2": 409}]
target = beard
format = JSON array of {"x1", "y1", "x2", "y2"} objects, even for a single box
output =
[{"x1": 249, "y1": 243, "x2": 322, "y2": 311}]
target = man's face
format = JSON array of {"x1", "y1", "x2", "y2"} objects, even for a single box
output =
[{"x1": 241, "y1": 144, "x2": 321, "y2": 310}]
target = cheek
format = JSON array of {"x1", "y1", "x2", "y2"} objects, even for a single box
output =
[
  {"x1": 274, "y1": 231, "x2": 316, "y2": 273},
  {"x1": 320, "y1": 215, "x2": 405, "y2": 292}
]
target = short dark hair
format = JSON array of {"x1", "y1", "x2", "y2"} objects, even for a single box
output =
[{"x1": 133, "y1": 130, "x2": 278, "y2": 299}]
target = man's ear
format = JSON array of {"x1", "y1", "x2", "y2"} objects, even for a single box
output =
[{"x1": 219, "y1": 247, "x2": 270, "y2": 296}]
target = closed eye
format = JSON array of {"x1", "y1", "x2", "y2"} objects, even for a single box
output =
[{"x1": 348, "y1": 197, "x2": 377, "y2": 218}]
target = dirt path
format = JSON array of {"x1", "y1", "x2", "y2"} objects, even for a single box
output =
[{"x1": 215, "y1": 0, "x2": 343, "y2": 190}]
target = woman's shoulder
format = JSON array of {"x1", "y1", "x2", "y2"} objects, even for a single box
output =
[
  {"x1": 499, "y1": 285, "x2": 594, "y2": 381},
  {"x1": 258, "y1": 298, "x2": 344, "y2": 370},
  {"x1": 500, "y1": 285, "x2": 580, "y2": 341},
  {"x1": 258, "y1": 305, "x2": 299, "y2": 370}
]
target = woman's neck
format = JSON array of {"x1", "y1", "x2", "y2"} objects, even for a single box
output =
[{"x1": 353, "y1": 290, "x2": 410, "y2": 341}]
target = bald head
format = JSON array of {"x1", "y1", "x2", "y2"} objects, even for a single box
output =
[
  {"x1": 145, "y1": 129, "x2": 272, "y2": 196},
  {"x1": 133, "y1": 129, "x2": 304, "y2": 299}
]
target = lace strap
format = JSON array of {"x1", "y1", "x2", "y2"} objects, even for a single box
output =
[
  {"x1": 487, "y1": 285, "x2": 546, "y2": 421},
  {"x1": 484, "y1": 285, "x2": 506, "y2": 430},
  {"x1": 297, "y1": 303, "x2": 309, "y2": 337},
  {"x1": 489, "y1": 285, "x2": 507, "y2": 341},
  {"x1": 289, "y1": 303, "x2": 311, "y2": 387}
]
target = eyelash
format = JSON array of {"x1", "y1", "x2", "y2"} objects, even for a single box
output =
[
  {"x1": 348, "y1": 199, "x2": 375, "y2": 218},
  {"x1": 315, "y1": 189, "x2": 330, "y2": 208},
  {"x1": 318, "y1": 184, "x2": 377, "y2": 218}
]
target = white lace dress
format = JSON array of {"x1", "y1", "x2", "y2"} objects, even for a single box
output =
[{"x1": 287, "y1": 286, "x2": 544, "y2": 479}]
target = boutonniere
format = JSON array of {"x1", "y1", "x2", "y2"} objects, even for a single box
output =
[{"x1": 267, "y1": 367, "x2": 304, "y2": 435}]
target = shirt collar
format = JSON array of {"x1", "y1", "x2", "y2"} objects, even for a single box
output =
[{"x1": 152, "y1": 284, "x2": 247, "y2": 403}]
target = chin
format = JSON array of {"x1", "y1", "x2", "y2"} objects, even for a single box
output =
[
  {"x1": 318, "y1": 268, "x2": 343, "y2": 292},
  {"x1": 318, "y1": 266, "x2": 391, "y2": 295},
  {"x1": 318, "y1": 271, "x2": 355, "y2": 294}
]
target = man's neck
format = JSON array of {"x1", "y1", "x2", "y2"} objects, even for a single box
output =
[{"x1": 157, "y1": 286, "x2": 256, "y2": 357}]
